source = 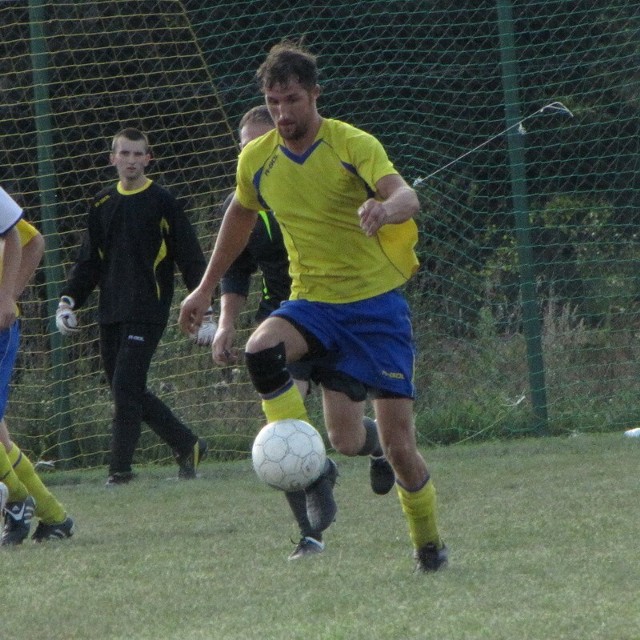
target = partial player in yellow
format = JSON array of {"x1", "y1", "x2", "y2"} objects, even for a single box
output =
[
  {"x1": 0, "y1": 187, "x2": 74, "y2": 544},
  {"x1": 180, "y1": 41, "x2": 446, "y2": 571}
]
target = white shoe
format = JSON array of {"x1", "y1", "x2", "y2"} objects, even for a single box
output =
[
  {"x1": 0, "y1": 482, "x2": 7, "y2": 513},
  {"x1": 624, "y1": 427, "x2": 640, "y2": 438}
]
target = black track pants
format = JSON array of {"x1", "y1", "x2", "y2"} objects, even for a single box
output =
[{"x1": 100, "y1": 322, "x2": 197, "y2": 475}]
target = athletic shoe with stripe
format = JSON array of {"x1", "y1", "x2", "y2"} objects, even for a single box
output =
[
  {"x1": 32, "y1": 516, "x2": 75, "y2": 542},
  {"x1": 1, "y1": 495, "x2": 36, "y2": 545},
  {"x1": 288, "y1": 536, "x2": 325, "y2": 560},
  {"x1": 414, "y1": 543, "x2": 448, "y2": 572},
  {"x1": 175, "y1": 437, "x2": 208, "y2": 479}
]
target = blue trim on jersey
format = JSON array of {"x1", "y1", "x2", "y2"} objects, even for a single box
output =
[
  {"x1": 342, "y1": 161, "x2": 357, "y2": 175},
  {"x1": 341, "y1": 162, "x2": 376, "y2": 199},
  {"x1": 253, "y1": 169, "x2": 270, "y2": 210},
  {"x1": 0, "y1": 321, "x2": 20, "y2": 419},
  {"x1": 271, "y1": 290, "x2": 416, "y2": 398},
  {"x1": 280, "y1": 140, "x2": 323, "y2": 164}
]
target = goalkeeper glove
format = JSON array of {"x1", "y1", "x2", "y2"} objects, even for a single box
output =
[
  {"x1": 55, "y1": 296, "x2": 79, "y2": 335},
  {"x1": 191, "y1": 307, "x2": 217, "y2": 346}
]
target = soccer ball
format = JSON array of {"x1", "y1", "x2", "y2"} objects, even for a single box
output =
[{"x1": 252, "y1": 419, "x2": 326, "y2": 491}]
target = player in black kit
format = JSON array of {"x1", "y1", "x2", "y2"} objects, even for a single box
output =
[{"x1": 56, "y1": 128, "x2": 215, "y2": 486}]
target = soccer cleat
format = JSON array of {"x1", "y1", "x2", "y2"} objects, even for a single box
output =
[
  {"x1": 369, "y1": 455, "x2": 395, "y2": 495},
  {"x1": 175, "y1": 437, "x2": 208, "y2": 479},
  {"x1": 414, "y1": 543, "x2": 448, "y2": 573},
  {"x1": 32, "y1": 516, "x2": 75, "y2": 542},
  {"x1": 288, "y1": 536, "x2": 325, "y2": 560},
  {"x1": 105, "y1": 471, "x2": 136, "y2": 487},
  {"x1": 0, "y1": 481, "x2": 7, "y2": 513},
  {"x1": 305, "y1": 458, "x2": 338, "y2": 532},
  {"x1": 1, "y1": 495, "x2": 36, "y2": 545}
]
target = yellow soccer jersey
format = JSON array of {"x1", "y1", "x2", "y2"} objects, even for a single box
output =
[
  {"x1": 0, "y1": 219, "x2": 39, "y2": 317},
  {"x1": 0, "y1": 218, "x2": 39, "y2": 273},
  {"x1": 235, "y1": 118, "x2": 419, "y2": 303},
  {"x1": 16, "y1": 218, "x2": 39, "y2": 247}
]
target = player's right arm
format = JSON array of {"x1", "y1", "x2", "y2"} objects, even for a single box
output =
[
  {"x1": 59, "y1": 204, "x2": 103, "y2": 309},
  {"x1": 178, "y1": 196, "x2": 258, "y2": 336},
  {"x1": 212, "y1": 292, "x2": 247, "y2": 364}
]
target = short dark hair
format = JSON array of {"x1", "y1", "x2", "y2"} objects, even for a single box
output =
[
  {"x1": 111, "y1": 128, "x2": 150, "y2": 153},
  {"x1": 239, "y1": 105, "x2": 273, "y2": 133},
  {"x1": 256, "y1": 40, "x2": 318, "y2": 92}
]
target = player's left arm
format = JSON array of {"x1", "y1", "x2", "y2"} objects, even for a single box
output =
[
  {"x1": 169, "y1": 197, "x2": 208, "y2": 292},
  {"x1": 358, "y1": 174, "x2": 419, "y2": 237}
]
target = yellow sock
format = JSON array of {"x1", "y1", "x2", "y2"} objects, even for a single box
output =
[
  {"x1": 0, "y1": 444, "x2": 28, "y2": 501},
  {"x1": 8, "y1": 445, "x2": 66, "y2": 524},
  {"x1": 396, "y1": 478, "x2": 443, "y2": 550},
  {"x1": 262, "y1": 381, "x2": 310, "y2": 424}
]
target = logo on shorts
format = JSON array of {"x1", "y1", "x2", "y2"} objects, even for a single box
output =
[
  {"x1": 127, "y1": 335, "x2": 145, "y2": 343},
  {"x1": 381, "y1": 370, "x2": 405, "y2": 380}
]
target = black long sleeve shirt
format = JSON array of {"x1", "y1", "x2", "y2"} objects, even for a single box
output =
[
  {"x1": 218, "y1": 193, "x2": 291, "y2": 322},
  {"x1": 61, "y1": 180, "x2": 206, "y2": 325}
]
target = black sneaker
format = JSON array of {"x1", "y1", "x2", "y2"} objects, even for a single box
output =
[
  {"x1": 175, "y1": 437, "x2": 208, "y2": 479},
  {"x1": 32, "y1": 516, "x2": 75, "y2": 542},
  {"x1": 414, "y1": 543, "x2": 448, "y2": 572},
  {"x1": 1, "y1": 496, "x2": 36, "y2": 545},
  {"x1": 105, "y1": 471, "x2": 136, "y2": 487},
  {"x1": 370, "y1": 455, "x2": 395, "y2": 495},
  {"x1": 305, "y1": 458, "x2": 338, "y2": 532},
  {"x1": 288, "y1": 536, "x2": 325, "y2": 560}
]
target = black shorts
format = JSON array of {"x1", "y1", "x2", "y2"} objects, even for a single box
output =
[{"x1": 288, "y1": 358, "x2": 368, "y2": 402}]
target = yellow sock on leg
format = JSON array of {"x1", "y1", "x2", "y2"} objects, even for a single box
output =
[
  {"x1": 8, "y1": 445, "x2": 66, "y2": 524},
  {"x1": 261, "y1": 382, "x2": 310, "y2": 424},
  {"x1": 396, "y1": 478, "x2": 443, "y2": 550},
  {"x1": 0, "y1": 444, "x2": 28, "y2": 502}
]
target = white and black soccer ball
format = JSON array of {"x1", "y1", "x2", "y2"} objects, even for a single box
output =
[{"x1": 252, "y1": 419, "x2": 327, "y2": 491}]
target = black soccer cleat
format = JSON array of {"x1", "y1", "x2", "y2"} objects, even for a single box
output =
[
  {"x1": 105, "y1": 471, "x2": 136, "y2": 487},
  {"x1": 1, "y1": 495, "x2": 36, "y2": 545},
  {"x1": 305, "y1": 458, "x2": 338, "y2": 532},
  {"x1": 32, "y1": 516, "x2": 75, "y2": 542},
  {"x1": 175, "y1": 437, "x2": 208, "y2": 479},
  {"x1": 414, "y1": 542, "x2": 448, "y2": 573},
  {"x1": 369, "y1": 455, "x2": 395, "y2": 495},
  {"x1": 288, "y1": 536, "x2": 325, "y2": 560}
]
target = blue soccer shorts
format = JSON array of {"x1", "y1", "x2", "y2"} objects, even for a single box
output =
[
  {"x1": 271, "y1": 289, "x2": 416, "y2": 399},
  {"x1": 0, "y1": 320, "x2": 20, "y2": 420}
]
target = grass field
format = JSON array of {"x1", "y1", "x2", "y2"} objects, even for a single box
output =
[{"x1": 3, "y1": 432, "x2": 639, "y2": 640}]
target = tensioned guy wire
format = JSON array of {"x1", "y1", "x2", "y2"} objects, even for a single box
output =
[{"x1": 413, "y1": 101, "x2": 574, "y2": 187}]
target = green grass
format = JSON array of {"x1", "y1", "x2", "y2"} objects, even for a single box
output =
[{"x1": 3, "y1": 433, "x2": 640, "y2": 640}]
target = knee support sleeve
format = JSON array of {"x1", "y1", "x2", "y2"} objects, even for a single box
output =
[
  {"x1": 245, "y1": 342, "x2": 291, "y2": 395},
  {"x1": 358, "y1": 416, "x2": 383, "y2": 457}
]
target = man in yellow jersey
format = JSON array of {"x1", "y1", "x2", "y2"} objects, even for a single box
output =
[
  {"x1": 214, "y1": 105, "x2": 395, "y2": 560},
  {"x1": 180, "y1": 41, "x2": 446, "y2": 571},
  {"x1": 0, "y1": 188, "x2": 74, "y2": 544}
]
